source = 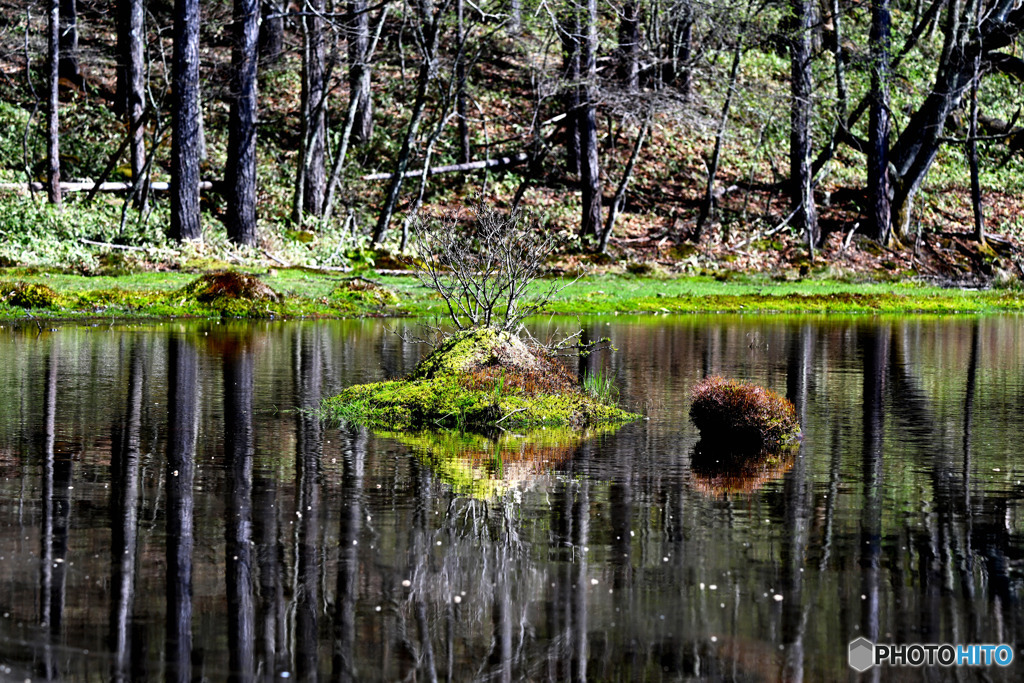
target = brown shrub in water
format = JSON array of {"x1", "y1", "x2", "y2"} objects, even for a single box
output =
[
  {"x1": 689, "y1": 376, "x2": 800, "y2": 448},
  {"x1": 183, "y1": 271, "x2": 280, "y2": 303}
]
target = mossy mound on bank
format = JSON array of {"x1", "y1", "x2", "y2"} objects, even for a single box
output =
[
  {"x1": 689, "y1": 376, "x2": 801, "y2": 449},
  {"x1": 324, "y1": 328, "x2": 640, "y2": 430},
  {"x1": 179, "y1": 271, "x2": 280, "y2": 317},
  {"x1": 328, "y1": 279, "x2": 398, "y2": 309},
  {"x1": 1, "y1": 281, "x2": 60, "y2": 308}
]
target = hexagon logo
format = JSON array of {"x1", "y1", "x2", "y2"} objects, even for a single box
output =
[{"x1": 849, "y1": 637, "x2": 875, "y2": 672}]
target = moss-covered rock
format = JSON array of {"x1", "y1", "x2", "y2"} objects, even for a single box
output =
[
  {"x1": 689, "y1": 376, "x2": 800, "y2": 448},
  {"x1": 324, "y1": 328, "x2": 639, "y2": 430}
]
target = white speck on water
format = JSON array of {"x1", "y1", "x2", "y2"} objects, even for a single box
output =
[
  {"x1": 629, "y1": 530, "x2": 635, "y2": 537},
  {"x1": 711, "y1": 636, "x2": 718, "y2": 643},
  {"x1": 436, "y1": 541, "x2": 442, "y2": 546},
  {"x1": 709, "y1": 584, "x2": 717, "y2": 590},
  {"x1": 279, "y1": 672, "x2": 291, "y2": 678},
  {"x1": 700, "y1": 583, "x2": 706, "y2": 590},
  {"x1": 172, "y1": 470, "x2": 178, "y2": 477},
  {"x1": 720, "y1": 603, "x2": 725, "y2": 608},
  {"x1": 773, "y1": 594, "x2": 783, "y2": 602},
  {"x1": 454, "y1": 596, "x2": 462, "y2": 604},
  {"x1": 590, "y1": 578, "x2": 598, "y2": 585},
  {"x1": 375, "y1": 606, "x2": 382, "y2": 612},
  {"x1": 402, "y1": 580, "x2": 411, "y2": 587}
]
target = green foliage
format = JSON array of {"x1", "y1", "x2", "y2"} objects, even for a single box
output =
[
  {"x1": 583, "y1": 368, "x2": 618, "y2": 404},
  {"x1": 689, "y1": 376, "x2": 801, "y2": 448}
]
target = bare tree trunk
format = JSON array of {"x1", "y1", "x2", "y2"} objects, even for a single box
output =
[
  {"x1": 579, "y1": 0, "x2": 602, "y2": 243},
  {"x1": 171, "y1": 0, "x2": 202, "y2": 241},
  {"x1": 372, "y1": 0, "x2": 438, "y2": 245},
  {"x1": 117, "y1": 0, "x2": 147, "y2": 207},
  {"x1": 46, "y1": 0, "x2": 61, "y2": 205},
  {"x1": 324, "y1": 5, "x2": 389, "y2": 222},
  {"x1": 226, "y1": 0, "x2": 260, "y2": 246},
  {"x1": 560, "y1": 7, "x2": 581, "y2": 177},
  {"x1": 294, "y1": 0, "x2": 327, "y2": 223},
  {"x1": 867, "y1": 0, "x2": 892, "y2": 244},
  {"x1": 693, "y1": 35, "x2": 743, "y2": 241},
  {"x1": 59, "y1": 0, "x2": 80, "y2": 86},
  {"x1": 349, "y1": 0, "x2": 374, "y2": 144},
  {"x1": 790, "y1": 0, "x2": 818, "y2": 250},
  {"x1": 600, "y1": 112, "x2": 650, "y2": 252},
  {"x1": 509, "y1": 0, "x2": 521, "y2": 34},
  {"x1": 259, "y1": 0, "x2": 285, "y2": 63},
  {"x1": 967, "y1": 0, "x2": 985, "y2": 245},
  {"x1": 456, "y1": 0, "x2": 471, "y2": 164},
  {"x1": 617, "y1": 1, "x2": 641, "y2": 91}
]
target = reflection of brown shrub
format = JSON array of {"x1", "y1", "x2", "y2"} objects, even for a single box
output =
[
  {"x1": 689, "y1": 376, "x2": 800, "y2": 448},
  {"x1": 689, "y1": 441, "x2": 796, "y2": 497}
]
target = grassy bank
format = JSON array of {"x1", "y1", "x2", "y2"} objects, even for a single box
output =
[{"x1": 2, "y1": 268, "x2": 1023, "y2": 322}]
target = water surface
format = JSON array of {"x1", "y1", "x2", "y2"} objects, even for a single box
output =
[{"x1": 0, "y1": 315, "x2": 1022, "y2": 681}]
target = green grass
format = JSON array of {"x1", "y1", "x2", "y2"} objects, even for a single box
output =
[{"x1": 2, "y1": 268, "x2": 1023, "y2": 321}]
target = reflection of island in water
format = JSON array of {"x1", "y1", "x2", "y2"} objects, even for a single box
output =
[
  {"x1": 384, "y1": 428, "x2": 614, "y2": 499},
  {"x1": 689, "y1": 440, "x2": 797, "y2": 497}
]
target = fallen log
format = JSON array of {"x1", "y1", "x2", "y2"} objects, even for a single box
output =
[
  {"x1": 360, "y1": 152, "x2": 528, "y2": 181},
  {"x1": 0, "y1": 181, "x2": 215, "y2": 194}
]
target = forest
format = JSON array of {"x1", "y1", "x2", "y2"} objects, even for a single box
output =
[{"x1": 2, "y1": 0, "x2": 1024, "y2": 284}]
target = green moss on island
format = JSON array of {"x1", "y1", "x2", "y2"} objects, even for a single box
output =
[{"x1": 323, "y1": 328, "x2": 640, "y2": 430}]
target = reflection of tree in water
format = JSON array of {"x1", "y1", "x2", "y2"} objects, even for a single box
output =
[
  {"x1": 166, "y1": 335, "x2": 197, "y2": 683},
  {"x1": 688, "y1": 443, "x2": 797, "y2": 498}
]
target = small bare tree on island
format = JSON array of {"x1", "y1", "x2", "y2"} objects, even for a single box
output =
[{"x1": 411, "y1": 204, "x2": 581, "y2": 337}]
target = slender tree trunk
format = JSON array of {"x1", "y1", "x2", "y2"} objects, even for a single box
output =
[
  {"x1": 58, "y1": 0, "x2": 80, "y2": 86},
  {"x1": 226, "y1": 0, "x2": 260, "y2": 246},
  {"x1": 600, "y1": 112, "x2": 650, "y2": 252},
  {"x1": 46, "y1": 0, "x2": 61, "y2": 205},
  {"x1": 372, "y1": 1, "x2": 438, "y2": 245},
  {"x1": 867, "y1": 0, "x2": 892, "y2": 244},
  {"x1": 790, "y1": 0, "x2": 818, "y2": 249},
  {"x1": 259, "y1": 0, "x2": 285, "y2": 63},
  {"x1": 118, "y1": 0, "x2": 147, "y2": 206},
  {"x1": 171, "y1": 0, "x2": 202, "y2": 241},
  {"x1": 294, "y1": 0, "x2": 327, "y2": 223},
  {"x1": 560, "y1": 7, "x2": 581, "y2": 177},
  {"x1": 349, "y1": 0, "x2": 374, "y2": 144},
  {"x1": 325, "y1": 5, "x2": 390, "y2": 222},
  {"x1": 456, "y1": 0, "x2": 471, "y2": 164},
  {"x1": 967, "y1": 0, "x2": 985, "y2": 245},
  {"x1": 579, "y1": 0, "x2": 602, "y2": 242},
  {"x1": 693, "y1": 35, "x2": 743, "y2": 241},
  {"x1": 617, "y1": 1, "x2": 641, "y2": 91},
  {"x1": 509, "y1": 0, "x2": 521, "y2": 34}
]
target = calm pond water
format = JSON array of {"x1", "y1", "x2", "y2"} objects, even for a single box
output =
[{"x1": 0, "y1": 315, "x2": 1022, "y2": 682}]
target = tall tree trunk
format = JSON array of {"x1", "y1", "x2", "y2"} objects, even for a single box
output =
[
  {"x1": 371, "y1": 0, "x2": 438, "y2": 245},
  {"x1": 456, "y1": 0, "x2": 471, "y2": 164},
  {"x1": 579, "y1": 0, "x2": 602, "y2": 242},
  {"x1": 171, "y1": 0, "x2": 202, "y2": 241},
  {"x1": 294, "y1": 0, "x2": 327, "y2": 223},
  {"x1": 46, "y1": 0, "x2": 61, "y2": 205},
  {"x1": 867, "y1": 0, "x2": 892, "y2": 244},
  {"x1": 790, "y1": 0, "x2": 818, "y2": 249},
  {"x1": 560, "y1": 7, "x2": 581, "y2": 177},
  {"x1": 117, "y1": 0, "x2": 147, "y2": 205},
  {"x1": 509, "y1": 0, "x2": 521, "y2": 34},
  {"x1": 693, "y1": 35, "x2": 743, "y2": 241},
  {"x1": 259, "y1": 0, "x2": 285, "y2": 63},
  {"x1": 226, "y1": 0, "x2": 260, "y2": 246},
  {"x1": 617, "y1": 1, "x2": 641, "y2": 91},
  {"x1": 967, "y1": 0, "x2": 985, "y2": 245},
  {"x1": 600, "y1": 112, "x2": 650, "y2": 252},
  {"x1": 349, "y1": 0, "x2": 374, "y2": 144},
  {"x1": 59, "y1": 0, "x2": 80, "y2": 86}
]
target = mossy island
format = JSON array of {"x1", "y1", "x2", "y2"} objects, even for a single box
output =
[
  {"x1": 323, "y1": 328, "x2": 640, "y2": 431},
  {"x1": 689, "y1": 376, "x2": 801, "y2": 450}
]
